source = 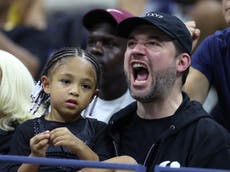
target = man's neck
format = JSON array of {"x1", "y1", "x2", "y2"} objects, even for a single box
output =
[{"x1": 137, "y1": 92, "x2": 183, "y2": 119}]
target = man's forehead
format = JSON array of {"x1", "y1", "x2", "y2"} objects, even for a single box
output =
[
  {"x1": 90, "y1": 22, "x2": 118, "y2": 35},
  {"x1": 88, "y1": 32, "x2": 117, "y2": 41},
  {"x1": 90, "y1": 22, "x2": 116, "y2": 31}
]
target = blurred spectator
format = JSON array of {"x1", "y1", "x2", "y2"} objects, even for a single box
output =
[
  {"x1": 188, "y1": 0, "x2": 227, "y2": 48},
  {"x1": 0, "y1": 50, "x2": 41, "y2": 154},
  {"x1": 81, "y1": 8, "x2": 135, "y2": 123},
  {"x1": 117, "y1": 0, "x2": 147, "y2": 16},
  {"x1": 0, "y1": 0, "x2": 40, "y2": 78},
  {"x1": 0, "y1": 0, "x2": 84, "y2": 80},
  {"x1": 184, "y1": 0, "x2": 230, "y2": 132}
]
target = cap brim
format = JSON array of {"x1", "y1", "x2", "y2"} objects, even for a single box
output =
[
  {"x1": 117, "y1": 17, "x2": 153, "y2": 38},
  {"x1": 83, "y1": 9, "x2": 117, "y2": 30},
  {"x1": 117, "y1": 16, "x2": 176, "y2": 40}
]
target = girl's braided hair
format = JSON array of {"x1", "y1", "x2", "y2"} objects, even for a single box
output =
[{"x1": 30, "y1": 47, "x2": 102, "y2": 115}]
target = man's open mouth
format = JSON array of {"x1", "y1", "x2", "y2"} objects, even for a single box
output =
[{"x1": 132, "y1": 63, "x2": 149, "y2": 82}]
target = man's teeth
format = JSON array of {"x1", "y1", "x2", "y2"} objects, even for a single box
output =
[{"x1": 133, "y1": 63, "x2": 146, "y2": 68}]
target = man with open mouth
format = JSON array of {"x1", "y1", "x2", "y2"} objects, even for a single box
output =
[{"x1": 105, "y1": 11, "x2": 230, "y2": 172}]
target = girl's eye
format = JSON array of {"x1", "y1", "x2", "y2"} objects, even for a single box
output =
[
  {"x1": 82, "y1": 84, "x2": 91, "y2": 90},
  {"x1": 60, "y1": 79, "x2": 70, "y2": 84}
]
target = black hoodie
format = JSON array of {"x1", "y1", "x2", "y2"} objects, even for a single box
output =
[{"x1": 108, "y1": 93, "x2": 230, "y2": 172}]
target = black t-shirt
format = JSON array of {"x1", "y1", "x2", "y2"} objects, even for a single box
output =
[
  {"x1": 0, "y1": 122, "x2": 18, "y2": 154},
  {"x1": 6, "y1": 116, "x2": 112, "y2": 172},
  {"x1": 0, "y1": 129, "x2": 14, "y2": 154},
  {"x1": 119, "y1": 113, "x2": 173, "y2": 164}
]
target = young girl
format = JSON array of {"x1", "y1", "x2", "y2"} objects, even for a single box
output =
[{"x1": 7, "y1": 47, "x2": 112, "y2": 172}]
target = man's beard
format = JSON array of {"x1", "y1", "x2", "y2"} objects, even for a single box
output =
[{"x1": 128, "y1": 66, "x2": 176, "y2": 103}]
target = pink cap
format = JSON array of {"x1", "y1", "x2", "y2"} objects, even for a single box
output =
[{"x1": 82, "y1": 8, "x2": 134, "y2": 30}]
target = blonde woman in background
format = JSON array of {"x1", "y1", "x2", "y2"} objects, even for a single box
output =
[{"x1": 0, "y1": 50, "x2": 41, "y2": 154}]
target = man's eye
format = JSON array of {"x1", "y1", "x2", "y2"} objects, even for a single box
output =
[
  {"x1": 105, "y1": 41, "x2": 116, "y2": 48},
  {"x1": 127, "y1": 41, "x2": 136, "y2": 48},
  {"x1": 145, "y1": 41, "x2": 157, "y2": 47}
]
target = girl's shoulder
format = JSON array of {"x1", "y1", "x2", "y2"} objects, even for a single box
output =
[{"x1": 16, "y1": 116, "x2": 44, "y2": 132}]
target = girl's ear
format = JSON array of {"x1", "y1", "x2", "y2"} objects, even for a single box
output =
[
  {"x1": 91, "y1": 89, "x2": 99, "y2": 101},
  {"x1": 41, "y1": 75, "x2": 51, "y2": 94}
]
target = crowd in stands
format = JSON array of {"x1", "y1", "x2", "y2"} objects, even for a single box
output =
[{"x1": 0, "y1": 0, "x2": 230, "y2": 172}]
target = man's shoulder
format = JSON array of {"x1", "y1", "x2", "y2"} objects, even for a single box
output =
[
  {"x1": 194, "y1": 27, "x2": 230, "y2": 52},
  {"x1": 205, "y1": 27, "x2": 230, "y2": 47},
  {"x1": 178, "y1": 95, "x2": 230, "y2": 140}
]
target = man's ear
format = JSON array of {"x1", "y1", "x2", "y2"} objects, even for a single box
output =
[
  {"x1": 41, "y1": 75, "x2": 51, "y2": 94},
  {"x1": 176, "y1": 53, "x2": 191, "y2": 72}
]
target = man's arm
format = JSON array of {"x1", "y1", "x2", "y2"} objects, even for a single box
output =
[
  {"x1": 78, "y1": 156, "x2": 137, "y2": 172},
  {"x1": 184, "y1": 20, "x2": 200, "y2": 52},
  {"x1": 0, "y1": 32, "x2": 40, "y2": 78},
  {"x1": 183, "y1": 67, "x2": 210, "y2": 103}
]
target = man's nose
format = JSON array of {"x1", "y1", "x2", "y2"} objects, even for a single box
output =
[
  {"x1": 89, "y1": 41, "x2": 104, "y2": 55},
  {"x1": 130, "y1": 42, "x2": 147, "y2": 55}
]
